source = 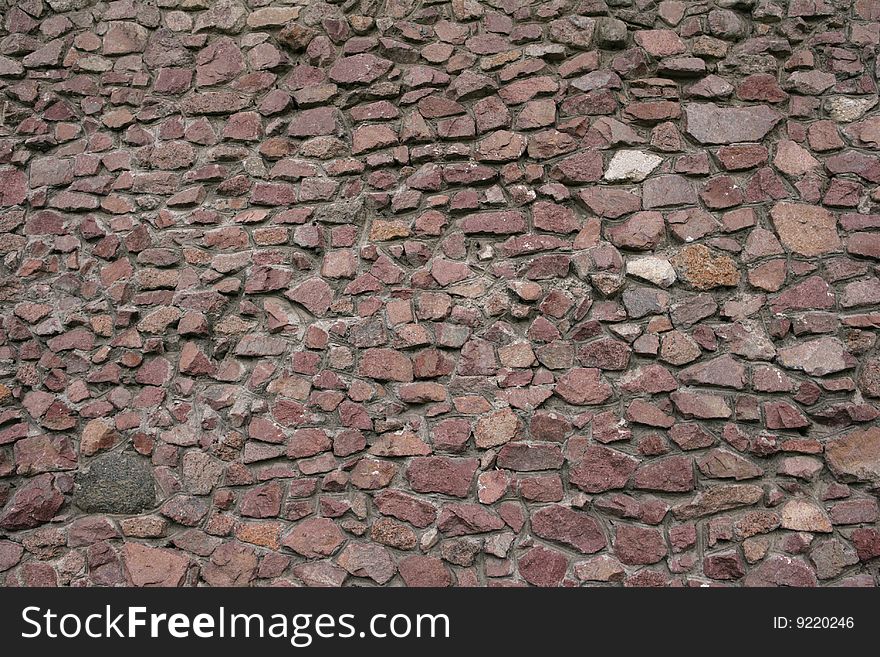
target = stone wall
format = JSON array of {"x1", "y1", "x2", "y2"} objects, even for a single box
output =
[{"x1": 1, "y1": 0, "x2": 880, "y2": 587}]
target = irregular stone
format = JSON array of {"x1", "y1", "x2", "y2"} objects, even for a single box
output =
[
  {"x1": 570, "y1": 445, "x2": 639, "y2": 493},
  {"x1": 74, "y1": 454, "x2": 155, "y2": 514},
  {"x1": 698, "y1": 449, "x2": 764, "y2": 481},
  {"x1": 532, "y1": 505, "x2": 606, "y2": 554},
  {"x1": 778, "y1": 337, "x2": 855, "y2": 376},
  {"x1": 825, "y1": 427, "x2": 880, "y2": 483},
  {"x1": 122, "y1": 544, "x2": 189, "y2": 587},
  {"x1": 770, "y1": 202, "x2": 842, "y2": 257},
  {"x1": 672, "y1": 245, "x2": 740, "y2": 290},
  {"x1": 683, "y1": 103, "x2": 782, "y2": 144},
  {"x1": 604, "y1": 150, "x2": 663, "y2": 182}
]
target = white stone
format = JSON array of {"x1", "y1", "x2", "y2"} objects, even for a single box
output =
[
  {"x1": 626, "y1": 256, "x2": 677, "y2": 288},
  {"x1": 603, "y1": 150, "x2": 663, "y2": 182},
  {"x1": 825, "y1": 96, "x2": 877, "y2": 123}
]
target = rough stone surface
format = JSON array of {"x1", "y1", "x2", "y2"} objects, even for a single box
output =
[
  {"x1": 0, "y1": 1, "x2": 876, "y2": 589},
  {"x1": 73, "y1": 454, "x2": 155, "y2": 515}
]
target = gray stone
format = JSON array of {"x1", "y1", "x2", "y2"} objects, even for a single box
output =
[{"x1": 74, "y1": 453, "x2": 156, "y2": 514}]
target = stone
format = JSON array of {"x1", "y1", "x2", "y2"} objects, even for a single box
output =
[
  {"x1": 770, "y1": 202, "x2": 842, "y2": 256},
  {"x1": 606, "y1": 212, "x2": 665, "y2": 250},
  {"x1": 626, "y1": 257, "x2": 676, "y2": 288},
  {"x1": 604, "y1": 150, "x2": 663, "y2": 182},
  {"x1": 634, "y1": 456, "x2": 695, "y2": 492},
  {"x1": 635, "y1": 30, "x2": 686, "y2": 57},
  {"x1": 704, "y1": 551, "x2": 746, "y2": 580},
  {"x1": 672, "y1": 485, "x2": 764, "y2": 520},
  {"x1": 0, "y1": 474, "x2": 64, "y2": 530},
  {"x1": 202, "y1": 542, "x2": 257, "y2": 587},
  {"x1": 555, "y1": 368, "x2": 612, "y2": 405},
  {"x1": 532, "y1": 505, "x2": 606, "y2": 554},
  {"x1": 569, "y1": 445, "x2": 638, "y2": 493},
  {"x1": 497, "y1": 444, "x2": 564, "y2": 471},
  {"x1": 337, "y1": 544, "x2": 396, "y2": 584},
  {"x1": 399, "y1": 556, "x2": 451, "y2": 587},
  {"x1": 824, "y1": 427, "x2": 880, "y2": 483},
  {"x1": 103, "y1": 22, "x2": 149, "y2": 55},
  {"x1": 329, "y1": 54, "x2": 393, "y2": 84},
  {"x1": 283, "y1": 518, "x2": 345, "y2": 558},
  {"x1": 73, "y1": 454, "x2": 155, "y2": 514},
  {"x1": 519, "y1": 546, "x2": 568, "y2": 587},
  {"x1": 778, "y1": 337, "x2": 855, "y2": 376},
  {"x1": 679, "y1": 355, "x2": 746, "y2": 389},
  {"x1": 642, "y1": 175, "x2": 697, "y2": 208},
  {"x1": 122, "y1": 544, "x2": 189, "y2": 587},
  {"x1": 614, "y1": 525, "x2": 667, "y2": 565},
  {"x1": 698, "y1": 449, "x2": 763, "y2": 481},
  {"x1": 532, "y1": 201, "x2": 580, "y2": 234},
  {"x1": 671, "y1": 245, "x2": 740, "y2": 290},
  {"x1": 810, "y1": 539, "x2": 859, "y2": 580},
  {"x1": 743, "y1": 555, "x2": 817, "y2": 587},
  {"x1": 774, "y1": 140, "x2": 819, "y2": 176},
  {"x1": 683, "y1": 103, "x2": 782, "y2": 144},
  {"x1": 781, "y1": 499, "x2": 832, "y2": 533},
  {"x1": 476, "y1": 130, "x2": 528, "y2": 162},
  {"x1": 406, "y1": 457, "x2": 478, "y2": 497},
  {"x1": 358, "y1": 349, "x2": 413, "y2": 382},
  {"x1": 474, "y1": 408, "x2": 519, "y2": 448}
]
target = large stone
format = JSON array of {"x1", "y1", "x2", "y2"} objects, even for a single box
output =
[
  {"x1": 337, "y1": 543, "x2": 396, "y2": 584},
  {"x1": 555, "y1": 368, "x2": 612, "y2": 405},
  {"x1": 614, "y1": 525, "x2": 667, "y2": 565},
  {"x1": 698, "y1": 449, "x2": 763, "y2": 481},
  {"x1": 74, "y1": 453, "x2": 155, "y2": 514},
  {"x1": 0, "y1": 474, "x2": 64, "y2": 530},
  {"x1": 329, "y1": 54, "x2": 393, "y2": 84},
  {"x1": 604, "y1": 150, "x2": 662, "y2": 182},
  {"x1": 634, "y1": 456, "x2": 695, "y2": 492},
  {"x1": 642, "y1": 175, "x2": 697, "y2": 208},
  {"x1": 531, "y1": 505, "x2": 606, "y2": 554},
  {"x1": 825, "y1": 427, "x2": 880, "y2": 483},
  {"x1": 778, "y1": 337, "x2": 855, "y2": 376},
  {"x1": 672, "y1": 485, "x2": 763, "y2": 520},
  {"x1": 770, "y1": 202, "x2": 842, "y2": 256},
  {"x1": 684, "y1": 103, "x2": 782, "y2": 144},
  {"x1": 475, "y1": 130, "x2": 528, "y2": 162},
  {"x1": 283, "y1": 518, "x2": 345, "y2": 558},
  {"x1": 671, "y1": 245, "x2": 740, "y2": 290},
  {"x1": 626, "y1": 257, "x2": 676, "y2": 288},
  {"x1": 781, "y1": 499, "x2": 832, "y2": 533},
  {"x1": 474, "y1": 408, "x2": 519, "y2": 448},
  {"x1": 202, "y1": 542, "x2": 257, "y2": 587},
  {"x1": 606, "y1": 212, "x2": 665, "y2": 250},
  {"x1": 358, "y1": 348, "x2": 413, "y2": 382},
  {"x1": 122, "y1": 544, "x2": 189, "y2": 587},
  {"x1": 743, "y1": 555, "x2": 817, "y2": 587},
  {"x1": 569, "y1": 445, "x2": 638, "y2": 493},
  {"x1": 406, "y1": 457, "x2": 478, "y2": 497},
  {"x1": 519, "y1": 546, "x2": 568, "y2": 586}
]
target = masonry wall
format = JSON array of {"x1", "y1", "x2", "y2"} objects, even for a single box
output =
[{"x1": 1, "y1": 0, "x2": 880, "y2": 587}]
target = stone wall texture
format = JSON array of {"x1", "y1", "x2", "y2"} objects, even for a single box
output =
[{"x1": 1, "y1": 0, "x2": 880, "y2": 588}]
